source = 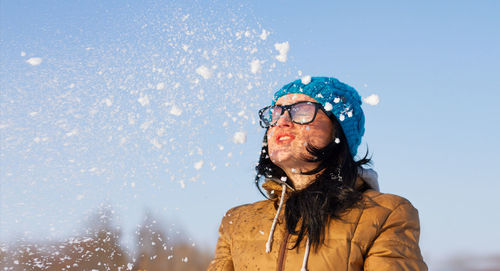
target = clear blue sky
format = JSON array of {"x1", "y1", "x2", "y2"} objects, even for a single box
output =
[{"x1": 1, "y1": 0, "x2": 499, "y2": 269}]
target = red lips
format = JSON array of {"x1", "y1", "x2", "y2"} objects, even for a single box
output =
[{"x1": 275, "y1": 132, "x2": 295, "y2": 144}]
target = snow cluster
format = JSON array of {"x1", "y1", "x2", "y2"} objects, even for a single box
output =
[
  {"x1": 195, "y1": 65, "x2": 213, "y2": 79},
  {"x1": 250, "y1": 59, "x2": 262, "y2": 74},
  {"x1": 324, "y1": 102, "x2": 333, "y2": 111},
  {"x1": 156, "y1": 82, "x2": 165, "y2": 90},
  {"x1": 169, "y1": 104, "x2": 183, "y2": 116},
  {"x1": 301, "y1": 75, "x2": 311, "y2": 85},
  {"x1": 194, "y1": 160, "x2": 204, "y2": 170},
  {"x1": 363, "y1": 94, "x2": 380, "y2": 106},
  {"x1": 274, "y1": 42, "x2": 290, "y2": 62},
  {"x1": 232, "y1": 131, "x2": 247, "y2": 144},
  {"x1": 26, "y1": 57, "x2": 43, "y2": 66},
  {"x1": 259, "y1": 29, "x2": 270, "y2": 40}
]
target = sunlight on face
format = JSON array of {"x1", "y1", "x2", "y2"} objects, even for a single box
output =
[{"x1": 267, "y1": 93, "x2": 333, "y2": 176}]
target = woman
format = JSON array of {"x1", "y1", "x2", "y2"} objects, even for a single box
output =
[{"x1": 208, "y1": 77, "x2": 427, "y2": 271}]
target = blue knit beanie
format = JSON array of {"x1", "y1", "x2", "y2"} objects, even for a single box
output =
[{"x1": 272, "y1": 77, "x2": 365, "y2": 157}]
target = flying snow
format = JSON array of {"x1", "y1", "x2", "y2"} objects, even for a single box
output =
[
  {"x1": 301, "y1": 75, "x2": 311, "y2": 85},
  {"x1": 232, "y1": 132, "x2": 247, "y2": 144},
  {"x1": 363, "y1": 94, "x2": 380, "y2": 106},
  {"x1": 169, "y1": 105, "x2": 182, "y2": 116},
  {"x1": 274, "y1": 42, "x2": 290, "y2": 62},
  {"x1": 103, "y1": 98, "x2": 113, "y2": 107},
  {"x1": 250, "y1": 59, "x2": 262, "y2": 74},
  {"x1": 1, "y1": 2, "x2": 300, "y2": 266},
  {"x1": 26, "y1": 57, "x2": 43, "y2": 66},
  {"x1": 65, "y1": 129, "x2": 78, "y2": 137},
  {"x1": 156, "y1": 82, "x2": 165, "y2": 90},
  {"x1": 324, "y1": 102, "x2": 333, "y2": 111},
  {"x1": 194, "y1": 161, "x2": 204, "y2": 170},
  {"x1": 138, "y1": 94, "x2": 150, "y2": 106},
  {"x1": 196, "y1": 65, "x2": 212, "y2": 79},
  {"x1": 259, "y1": 29, "x2": 270, "y2": 40}
]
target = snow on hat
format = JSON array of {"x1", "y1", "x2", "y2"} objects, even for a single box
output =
[{"x1": 272, "y1": 77, "x2": 365, "y2": 157}]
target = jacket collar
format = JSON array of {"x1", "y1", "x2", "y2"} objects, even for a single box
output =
[
  {"x1": 262, "y1": 179, "x2": 294, "y2": 201},
  {"x1": 262, "y1": 168, "x2": 380, "y2": 200}
]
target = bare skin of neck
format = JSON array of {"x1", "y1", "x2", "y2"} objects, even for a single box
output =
[{"x1": 282, "y1": 164, "x2": 321, "y2": 190}]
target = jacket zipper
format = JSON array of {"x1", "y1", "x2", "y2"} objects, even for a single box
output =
[{"x1": 277, "y1": 231, "x2": 290, "y2": 271}]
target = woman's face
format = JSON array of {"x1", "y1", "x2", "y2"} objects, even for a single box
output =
[{"x1": 267, "y1": 93, "x2": 334, "y2": 173}]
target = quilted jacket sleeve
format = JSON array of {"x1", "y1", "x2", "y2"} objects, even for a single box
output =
[
  {"x1": 207, "y1": 212, "x2": 235, "y2": 271},
  {"x1": 364, "y1": 200, "x2": 428, "y2": 271}
]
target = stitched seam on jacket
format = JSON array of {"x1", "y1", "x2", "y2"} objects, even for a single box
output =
[
  {"x1": 372, "y1": 201, "x2": 414, "y2": 248},
  {"x1": 346, "y1": 206, "x2": 364, "y2": 271},
  {"x1": 324, "y1": 238, "x2": 365, "y2": 247},
  {"x1": 375, "y1": 201, "x2": 404, "y2": 232},
  {"x1": 371, "y1": 238, "x2": 420, "y2": 250}
]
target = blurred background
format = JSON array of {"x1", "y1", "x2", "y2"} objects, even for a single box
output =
[{"x1": 1, "y1": 0, "x2": 499, "y2": 270}]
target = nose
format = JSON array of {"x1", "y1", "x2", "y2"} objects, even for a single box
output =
[{"x1": 275, "y1": 110, "x2": 293, "y2": 127}]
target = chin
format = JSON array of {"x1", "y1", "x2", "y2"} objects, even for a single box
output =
[{"x1": 269, "y1": 151, "x2": 292, "y2": 166}]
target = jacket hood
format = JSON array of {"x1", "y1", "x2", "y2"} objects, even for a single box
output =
[{"x1": 357, "y1": 167, "x2": 380, "y2": 191}]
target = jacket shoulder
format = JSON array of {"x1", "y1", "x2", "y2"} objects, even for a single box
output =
[
  {"x1": 360, "y1": 191, "x2": 427, "y2": 269},
  {"x1": 225, "y1": 199, "x2": 271, "y2": 215},
  {"x1": 353, "y1": 190, "x2": 421, "y2": 245},
  {"x1": 221, "y1": 200, "x2": 272, "y2": 225},
  {"x1": 362, "y1": 189, "x2": 417, "y2": 212}
]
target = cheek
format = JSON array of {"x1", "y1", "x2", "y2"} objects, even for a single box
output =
[
  {"x1": 266, "y1": 129, "x2": 274, "y2": 141},
  {"x1": 266, "y1": 130, "x2": 279, "y2": 154},
  {"x1": 266, "y1": 130, "x2": 275, "y2": 149},
  {"x1": 307, "y1": 134, "x2": 331, "y2": 148},
  {"x1": 304, "y1": 127, "x2": 332, "y2": 148}
]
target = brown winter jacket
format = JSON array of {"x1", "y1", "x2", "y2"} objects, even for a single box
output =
[{"x1": 208, "y1": 177, "x2": 427, "y2": 271}]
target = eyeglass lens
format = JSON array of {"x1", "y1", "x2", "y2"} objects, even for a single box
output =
[{"x1": 262, "y1": 102, "x2": 317, "y2": 127}]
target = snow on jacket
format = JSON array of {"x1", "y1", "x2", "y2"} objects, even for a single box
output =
[{"x1": 208, "y1": 172, "x2": 427, "y2": 271}]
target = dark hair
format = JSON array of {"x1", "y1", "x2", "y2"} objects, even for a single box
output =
[{"x1": 254, "y1": 116, "x2": 371, "y2": 251}]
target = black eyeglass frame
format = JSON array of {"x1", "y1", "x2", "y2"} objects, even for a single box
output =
[{"x1": 258, "y1": 101, "x2": 333, "y2": 128}]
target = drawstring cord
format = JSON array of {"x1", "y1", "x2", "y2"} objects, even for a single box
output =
[
  {"x1": 264, "y1": 181, "x2": 310, "y2": 271},
  {"x1": 300, "y1": 237, "x2": 310, "y2": 271},
  {"x1": 266, "y1": 183, "x2": 287, "y2": 253}
]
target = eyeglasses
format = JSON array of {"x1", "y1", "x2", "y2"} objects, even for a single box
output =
[{"x1": 258, "y1": 101, "x2": 329, "y2": 128}]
